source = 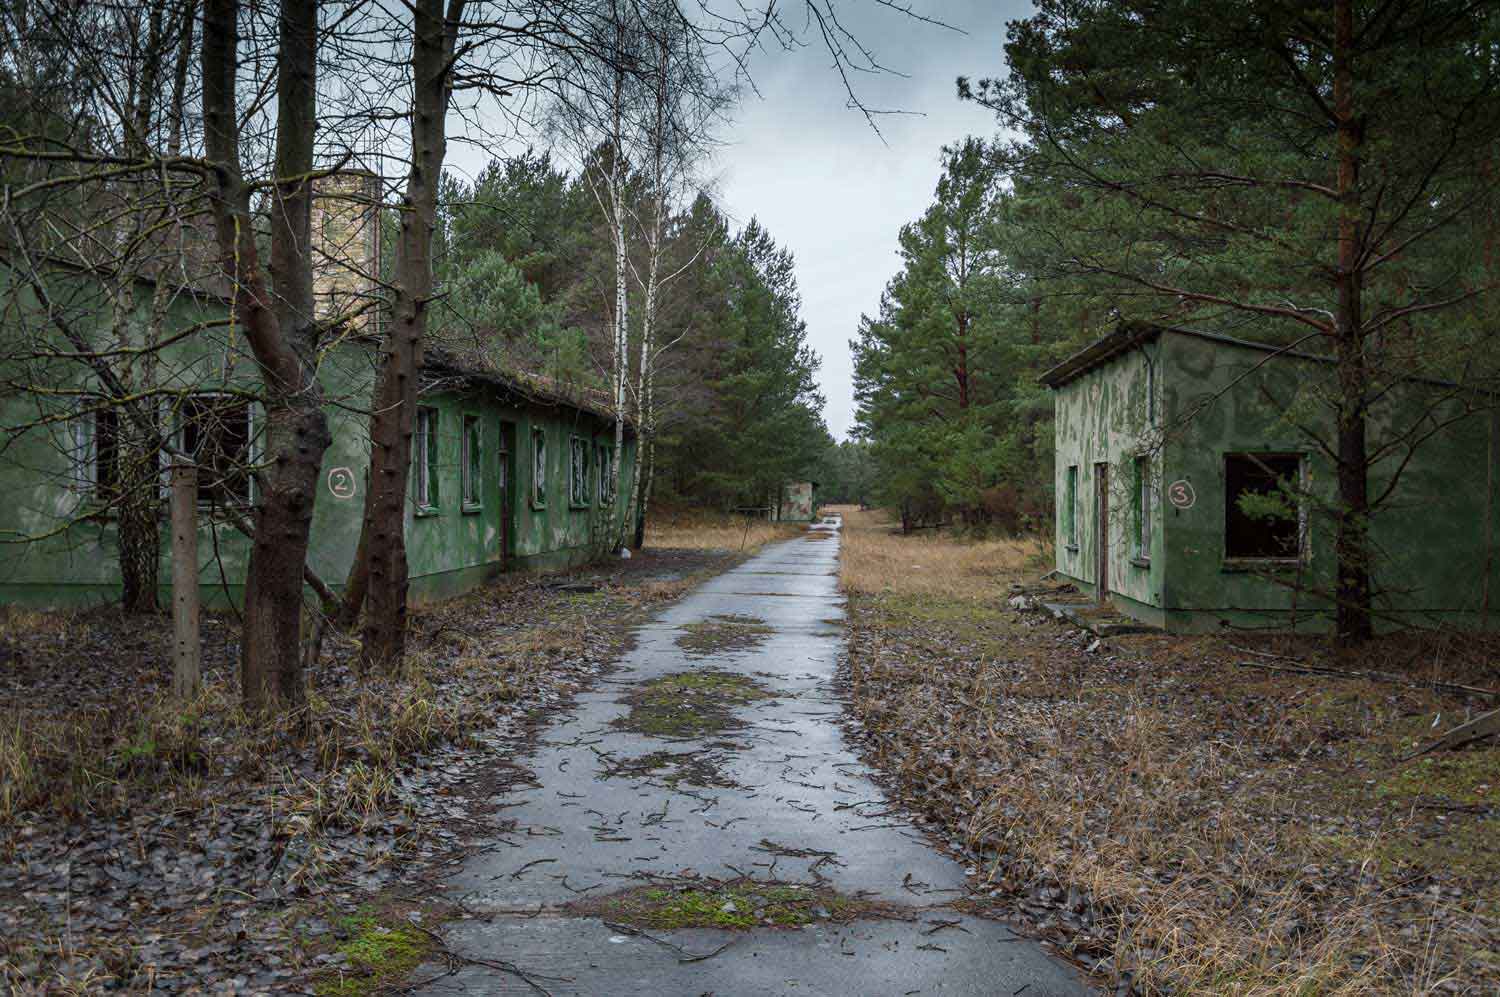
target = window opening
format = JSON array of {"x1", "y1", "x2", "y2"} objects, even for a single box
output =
[
  {"x1": 414, "y1": 406, "x2": 439, "y2": 508},
  {"x1": 1133, "y1": 455, "x2": 1152, "y2": 561},
  {"x1": 179, "y1": 395, "x2": 252, "y2": 505},
  {"x1": 1225, "y1": 453, "x2": 1302, "y2": 559},
  {"x1": 570, "y1": 437, "x2": 590, "y2": 506},
  {"x1": 598, "y1": 443, "x2": 615, "y2": 504},
  {"x1": 532, "y1": 429, "x2": 547, "y2": 507},
  {"x1": 461, "y1": 414, "x2": 481, "y2": 507},
  {"x1": 1064, "y1": 465, "x2": 1078, "y2": 547}
]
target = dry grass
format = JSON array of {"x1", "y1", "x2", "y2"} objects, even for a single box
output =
[
  {"x1": 838, "y1": 507, "x2": 1500, "y2": 995},
  {"x1": 645, "y1": 506, "x2": 804, "y2": 554},
  {"x1": 832, "y1": 505, "x2": 1040, "y2": 601}
]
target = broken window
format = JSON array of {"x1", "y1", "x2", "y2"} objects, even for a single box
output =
[
  {"x1": 570, "y1": 437, "x2": 589, "y2": 507},
  {"x1": 1224, "y1": 453, "x2": 1302, "y2": 560},
  {"x1": 461, "y1": 414, "x2": 481, "y2": 508},
  {"x1": 532, "y1": 429, "x2": 547, "y2": 507},
  {"x1": 178, "y1": 394, "x2": 253, "y2": 505},
  {"x1": 598, "y1": 443, "x2": 615, "y2": 504},
  {"x1": 1133, "y1": 455, "x2": 1152, "y2": 561},
  {"x1": 413, "y1": 406, "x2": 439, "y2": 509},
  {"x1": 72, "y1": 408, "x2": 122, "y2": 500},
  {"x1": 1064, "y1": 465, "x2": 1078, "y2": 547}
]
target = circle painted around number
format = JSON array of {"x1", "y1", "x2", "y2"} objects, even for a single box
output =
[
  {"x1": 1167, "y1": 479, "x2": 1195, "y2": 509},
  {"x1": 328, "y1": 467, "x2": 357, "y2": 499}
]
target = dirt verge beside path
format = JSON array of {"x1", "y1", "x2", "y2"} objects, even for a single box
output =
[
  {"x1": 832, "y1": 504, "x2": 1500, "y2": 995},
  {"x1": 0, "y1": 544, "x2": 749, "y2": 994}
]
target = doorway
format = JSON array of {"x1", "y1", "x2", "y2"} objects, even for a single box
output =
[
  {"x1": 1094, "y1": 461, "x2": 1110, "y2": 603},
  {"x1": 498, "y1": 421, "x2": 516, "y2": 565}
]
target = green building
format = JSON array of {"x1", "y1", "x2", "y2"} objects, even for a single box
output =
[
  {"x1": 1041, "y1": 323, "x2": 1500, "y2": 633},
  {"x1": 0, "y1": 170, "x2": 635, "y2": 609},
  {"x1": 0, "y1": 326, "x2": 635, "y2": 609}
]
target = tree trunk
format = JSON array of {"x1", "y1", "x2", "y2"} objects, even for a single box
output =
[
  {"x1": 358, "y1": 0, "x2": 460, "y2": 670},
  {"x1": 1332, "y1": 0, "x2": 1372, "y2": 646},
  {"x1": 116, "y1": 414, "x2": 161, "y2": 613},
  {"x1": 201, "y1": 0, "x2": 331, "y2": 709}
]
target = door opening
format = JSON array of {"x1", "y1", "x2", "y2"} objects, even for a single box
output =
[
  {"x1": 498, "y1": 421, "x2": 516, "y2": 565},
  {"x1": 1094, "y1": 462, "x2": 1110, "y2": 604}
]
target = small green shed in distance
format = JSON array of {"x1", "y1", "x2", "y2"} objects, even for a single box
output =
[{"x1": 1041, "y1": 323, "x2": 1500, "y2": 634}]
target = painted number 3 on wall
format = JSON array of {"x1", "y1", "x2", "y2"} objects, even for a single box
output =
[
  {"x1": 328, "y1": 467, "x2": 357, "y2": 500},
  {"x1": 1168, "y1": 479, "x2": 1195, "y2": 510}
]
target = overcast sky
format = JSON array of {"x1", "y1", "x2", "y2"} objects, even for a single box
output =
[{"x1": 711, "y1": 1, "x2": 1032, "y2": 440}]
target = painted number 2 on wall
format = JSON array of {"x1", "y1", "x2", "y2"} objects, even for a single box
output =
[{"x1": 328, "y1": 467, "x2": 357, "y2": 500}]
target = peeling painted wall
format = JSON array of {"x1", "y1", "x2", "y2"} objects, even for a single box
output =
[
  {"x1": 1051, "y1": 341, "x2": 1163, "y2": 620},
  {"x1": 0, "y1": 272, "x2": 635, "y2": 609},
  {"x1": 1052, "y1": 329, "x2": 1500, "y2": 632}
]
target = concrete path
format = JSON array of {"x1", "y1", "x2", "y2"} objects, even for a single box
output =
[{"x1": 415, "y1": 521, "x2": 1088, "y2": 996}]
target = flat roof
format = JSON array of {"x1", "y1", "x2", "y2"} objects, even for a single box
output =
[{"x1": 1038, "y1": 322, "x2": 1466, "y2": 391}]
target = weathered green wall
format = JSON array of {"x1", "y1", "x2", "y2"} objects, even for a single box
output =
[
  {"x1": 1052, "y1": 340, "x2": 1165, "y2": 621},
  {"x1": 0, "y1": 266, "x2": 635, "y2": 609},
  {"x1": 403, "y1": 392, "x2": 635, "y2": 606},
  {"x1": 1053, "y1": 329, "x2": 1500, "y2": 632}
]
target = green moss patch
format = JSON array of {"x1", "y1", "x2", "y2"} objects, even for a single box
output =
[
  {"x1": 675, "y1": 617, "x2": 774, "y2": 657},
  {"x1": 613, "y1": 670, "x2": 771, "y2": 739},
  {"x1": 571, "y1": 878, "x2": 886, "y2": 930},
  {"x1": 313, "y1": 913, "x2": 435, "y2": 997}
]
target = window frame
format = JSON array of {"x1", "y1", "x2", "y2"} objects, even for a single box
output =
[
  {"x1": 1132, "y1": 454, "x2": 1152, "y2": 565},
  {"x1": 1222, "y1": 452, "x2": 1306, "y2": 564},
  {"x1": 413, "y1": 405, "x2": 440, "y2": 513},
  {"x1": 597, "y1": 443, "x2": 616, "y2": 505},
  {"x1": 568, "y1": 436, "x2": 591, "y2": 508},
  {"x1": 1064, "y1": 465, "x2": 1079, "y2": 550},
  {"x1": 531, "y1": 428, "x2": 548, "y2": 508},
  {"x1": 176, "y1": 392, "x2": 255, "y2": 508},
  {"x1": 460, "y1": 412, "x2": 482, "y2": 512}
]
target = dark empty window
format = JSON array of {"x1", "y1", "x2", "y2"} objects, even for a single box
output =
[
  {"x1": 87, "y1": 408, "x2": 121, "y2": 500},
  {"x1": 414, "y1": 406, "x2": 439, "y2": 508},
  {"x1": 1225, "y1": 454, "x2": 1302, "y2": 560},
  {"x1": 179, "y1": 395, "x2": 252, "y2": 505}
]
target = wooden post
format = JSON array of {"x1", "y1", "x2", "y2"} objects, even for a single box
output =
[{"x1": 171, "y1": 463, "x2": 201, "y2": 698}]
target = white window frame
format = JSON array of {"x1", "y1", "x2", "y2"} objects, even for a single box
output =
[
  {"x1": 597, "y1": 443, "x2": 615, "y2": 505},
  {"x1": 414, "y1": 406, "x2": 439, "y2": 510},
  {"x1": 176, "y1": 392, "x2": 256, "y2": 507},
  {"x1": 531, "y1": 428, "x2": 547, "y2": 508},
  {"x1": 461, "y1": 412, "x2": 482, "y2": 511},
  {"x1": 569, "y1": 436, "x2": 590, "y2": 508},
  {"x1": 1133, "y1": 454, "x2": 1152, "y2": 563}
]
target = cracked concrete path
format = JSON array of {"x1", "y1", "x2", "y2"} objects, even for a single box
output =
[{"x1": 413, "y1": 521, "x2": 1089, "y2": 996}]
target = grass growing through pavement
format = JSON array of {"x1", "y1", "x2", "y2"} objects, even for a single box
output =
[
  {"x1": 675, "y1": 616, "x2": 774, "y2": 656},
  {"x1": 613, "y1": 671, "x2": 772, "y2": 738},
  {"x1": 574, "y1": 879, "x2": 881, "y2": 930},
  {"x1": 833, "y1": 504, "x2": 1500, "y2": 994}
]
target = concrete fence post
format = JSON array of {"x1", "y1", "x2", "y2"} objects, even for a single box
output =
[{"x1": 170, "y1": 463, "x2": 201, "y2": 698}]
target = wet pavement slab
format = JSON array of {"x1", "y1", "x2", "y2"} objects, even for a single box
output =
[{"x1": 413, "y1": 520, "x2": 1089, "y2": 996}]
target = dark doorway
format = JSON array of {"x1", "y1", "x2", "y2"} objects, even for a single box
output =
[
  {"x1": 1094, "y1": 461, "x2": 1110, "y2": 603},
  {"x1": 498, "y1": 421, "x2": 517, "y2": 565}
]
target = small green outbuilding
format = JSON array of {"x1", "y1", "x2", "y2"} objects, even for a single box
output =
[{"x1": 1041, "y1": 323, "x2": 1500, "y2": 633}]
